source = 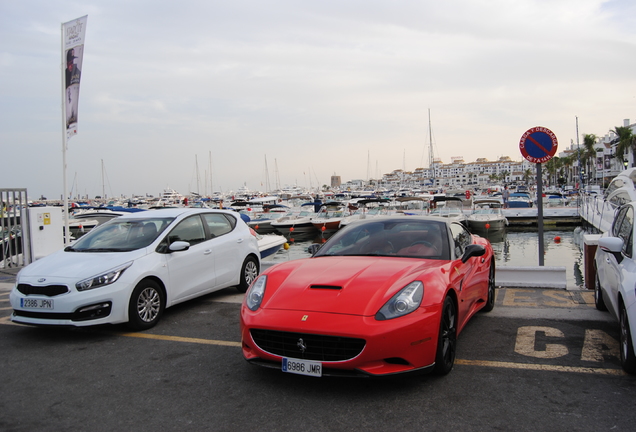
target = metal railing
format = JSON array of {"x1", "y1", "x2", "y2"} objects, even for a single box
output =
[{"x1": 1, "y1": 189, "x2": 31, "y2": 269}]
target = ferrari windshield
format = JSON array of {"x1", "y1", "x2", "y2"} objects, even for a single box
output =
[
  {"x1": 314, "y1": 219, "x2": 450, "y2": 259},
  {"x1": 67, "y1": 217, "x2": 174, "y2": 252}
]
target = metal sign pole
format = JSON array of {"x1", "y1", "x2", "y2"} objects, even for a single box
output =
[{"x1": 536, "y1": 162, "x2": 544, "y2": 266}]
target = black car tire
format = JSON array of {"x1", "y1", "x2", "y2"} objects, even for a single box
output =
[
  {"x1": 237, "y1": 256, "x2": 259, "y2": 293},
  {"x1": 127, "y1": 279, "x2": 165, "y2": 331},
  {"x1": 434, "y1": 296, "x2": 457, "y2": 375},
  {"x1": 620, "y1": 303, "x2": 636, "y2": 374},
  {"x1": 594, "y1": 272, "x2": 608, "y2": 311},
  {"x1": 481, "y1": 261, "x2": 496, "y2": 312}
]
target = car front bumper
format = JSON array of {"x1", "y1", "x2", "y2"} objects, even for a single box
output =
[
  {"x1": 9, "y1": 279, "x2": 132, "y2": 327},
  {"x1": 240, "y1": 305, "x2": 441, "y2": 376}
]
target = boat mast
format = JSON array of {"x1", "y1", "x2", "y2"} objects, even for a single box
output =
[
  {"x1": 195, "y1": 154, "x2": 200, "y2": 195},
  {"x1": 101, "y1": 159, "x2": 105, "y2": 199},
  {"x1": 264, "y1": 155, "x2": 271, "y2": 193},
  {"x1": 274, "y1": 159, "x2": 281, "y2": 192},
  {"x1": 428, "y1": 109, "x2": 435, "y2": 186},
  {"x1": 209, "y1": 151, "x2": 213, "y2": 196}
]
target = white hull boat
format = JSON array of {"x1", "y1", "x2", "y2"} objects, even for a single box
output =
[
  {"x1": 257, "y1": 234, "x2": 288, "y2": 259},
  {"x1": 467, "y1": 199, "x2": 508, "y2": 233}
]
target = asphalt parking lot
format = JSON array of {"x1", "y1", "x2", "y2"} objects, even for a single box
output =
[{"x1": 1, "y1": 269, "x2": 635, "y2": 431}]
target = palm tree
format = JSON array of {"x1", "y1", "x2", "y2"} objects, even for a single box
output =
[
  {"x1": 544, "y1": 158, "x2": 554, "y2": 186},
  {"x1": 560, "y1": 154, "x2": 574, "y2": 186},
  {"x1": 613, "y1": 125, "x2": 636, "y2": 166},
  {"x1": 571, "y1": 146, "x2": 585, "y2": 186},
  {"x1": 523, "y1": 169, "x2": 533, "y2": 185},
  {"x1": 582, "y1": 134, "x2": 597, "y2": 184}
]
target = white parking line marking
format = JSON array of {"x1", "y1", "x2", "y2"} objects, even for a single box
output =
[
  {"x1": 456, "y1": 359, "x2": 625, "y2": 376},
  {"x1": 0, "y1": 316, "x2": 20, "y2": 326},
  {"x1": 118, "y1": 332, "x2": 241, "y2": 347},
  {"x1": 0, "y1": 317, "x2": 626, "y2": 375}
]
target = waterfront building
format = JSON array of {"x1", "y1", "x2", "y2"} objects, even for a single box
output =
[
  {"x1": 593, "y1": 119, "x2": 636, "y2": 186},
  {"x1": 356, "y1": 156, "x2": 534, "y2": 192}
]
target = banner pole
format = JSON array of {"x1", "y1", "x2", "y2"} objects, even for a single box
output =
[{"x1": 61, "y1": 22, "x2": 70, "y2": 245}]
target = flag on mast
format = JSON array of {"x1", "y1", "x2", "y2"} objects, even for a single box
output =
[{"x1": 62, "y1": 15, "x2": 87, "y2": 140}]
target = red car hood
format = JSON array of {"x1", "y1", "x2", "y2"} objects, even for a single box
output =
[{"x1": 262, "y1": 256, "x2": 444, "y2": 316}]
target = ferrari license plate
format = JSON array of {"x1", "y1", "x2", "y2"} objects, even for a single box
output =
[
  {"x1": 282, "y1": 357, "x2": 322, "y2": 377},
  {"x1": 20, "y1": 298, "x2": 54, "y2": 309}
]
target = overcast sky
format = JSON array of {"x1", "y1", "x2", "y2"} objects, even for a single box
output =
[{"x1": 1, "y1": 0, "x2": 635, "y2": 200}]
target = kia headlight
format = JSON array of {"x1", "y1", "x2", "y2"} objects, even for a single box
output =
[
  {"x1": 76, "y1": 262, "x2": 133, "y2": 291},
  {"x1": 376, "y1": 281, "x2": 423, "y2": 320},
  {"x1": 246, "y1": 275, "x2": 267, "y2": 311}
]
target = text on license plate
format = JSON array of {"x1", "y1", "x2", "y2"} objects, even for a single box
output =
[
  {"x1": 21, "y1": 298, "x2": 54, "y2": 309},
  {"x1": 282, "y1": 357, "x2": 322, "y2": 377}
]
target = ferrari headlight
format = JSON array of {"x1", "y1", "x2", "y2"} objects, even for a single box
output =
[
  {"x1": 246, "y1": 275, "x2": 267, "y2": 311},
  {"x1": 375, "y1": 281, "x2": 424, "y2": 320},
  {"x1": 76, "y1": 262, "x2": 133, "y2": 292}
]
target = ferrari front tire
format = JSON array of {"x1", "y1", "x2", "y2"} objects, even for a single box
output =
[
  {"x1": 481, "y1": 261, "x2": 495, "y2": 312},
  {"x1": 434, "y1": 296, "x2": 457, "y2": 375}
]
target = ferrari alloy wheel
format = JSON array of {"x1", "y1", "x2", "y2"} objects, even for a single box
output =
[
  {"x1": 619, "y1": 303, "x2": 636, "y2": 374},
  {"x1": 127, "y1": 279, "x2": 165, "y2": 331},
  {"x1": 434, "y1": 296, "x2": 457, "y2": 375},
  {"x1": 481, "y1": 261, "x2": 496, "y2": 312},
  {"x1": 594, "y1": 272, "x2": 607, "y2": 311},
  {"x1": 237, "y1": 256, "x2": 259, "y2": 293}
]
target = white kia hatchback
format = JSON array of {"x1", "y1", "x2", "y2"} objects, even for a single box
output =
[{"x1": 10, "y1": 208, "x2": 260, "y2": 330}]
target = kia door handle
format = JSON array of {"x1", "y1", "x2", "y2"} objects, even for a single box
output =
[{"x1": 204, "y1": 249, "x2": 212, "y2": 255}]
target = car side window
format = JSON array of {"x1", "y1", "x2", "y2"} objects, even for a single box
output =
[
  {"x1": 202, "y1": 213, "x2": 234, "y2": 237},
  {"x1": 450, "y1": 223, "x2": 471, "y2": 258},
  {"x1": 617, "y1": 206, "x2": 634, "y2": 258},
  {"x1": 167, "y1": 215, "x2": 206, "y2": 245},
  {"x1": 612, "y1": 206, "x2": 629, "y2": 238}
]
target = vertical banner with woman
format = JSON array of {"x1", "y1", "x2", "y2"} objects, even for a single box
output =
[
  {"x1": 61, "y1": 15, "x2": 87, "y2": 244},
  {"x1": 62, "y1": 15, "x2": 87, "y2": 140}
]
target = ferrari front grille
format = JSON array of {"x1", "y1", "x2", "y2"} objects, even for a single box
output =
[
  {"x1": 17, "y1": 284, "x2": 69, "y2": 297},
  {"x1": 250, "y1": 329, "x2": 366, "y2": 361}
]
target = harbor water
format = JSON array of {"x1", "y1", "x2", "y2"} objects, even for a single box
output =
[{"x1": 264, "y1": 226, "x2": 587, "y2": 289}]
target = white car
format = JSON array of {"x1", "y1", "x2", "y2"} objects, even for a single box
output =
[
  {"x1": 10, "y1": 208, "x2": 260, "y2": 330},
  {"x1": 594, "y1": 202, "x2": 636, "y2": 373}
]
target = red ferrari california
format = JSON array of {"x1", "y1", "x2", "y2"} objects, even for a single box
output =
[{"x1": 240, "y1": 216, "x2": 495, "y2": 377}]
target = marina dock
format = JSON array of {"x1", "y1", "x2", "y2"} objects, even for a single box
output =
[{"x1": 502, "y1": 207, "x2": 581, "y2": 227}]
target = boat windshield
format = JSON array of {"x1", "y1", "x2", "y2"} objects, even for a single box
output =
[
  {"x1": 66, "y1": 217, "x2": 174, "y2": 252},
  {"x1": 473, "y1": 208, "x2": 499, "y2": 215}
]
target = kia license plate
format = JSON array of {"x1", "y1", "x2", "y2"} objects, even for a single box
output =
[{"x1": 21, "y1": 298, "x2": 54, "y2": 309}]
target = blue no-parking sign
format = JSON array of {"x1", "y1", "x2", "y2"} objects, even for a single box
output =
[
  {"x1": 519, "y1": 126, "x2": 558, "y2": 267},
  {"x1": 519, "y1": 127, "x2": 558, "y2": 164}
]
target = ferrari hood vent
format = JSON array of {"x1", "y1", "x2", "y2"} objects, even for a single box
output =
[{"x1": 310, "y1": 285, "x2": 342, "y2": 290}]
